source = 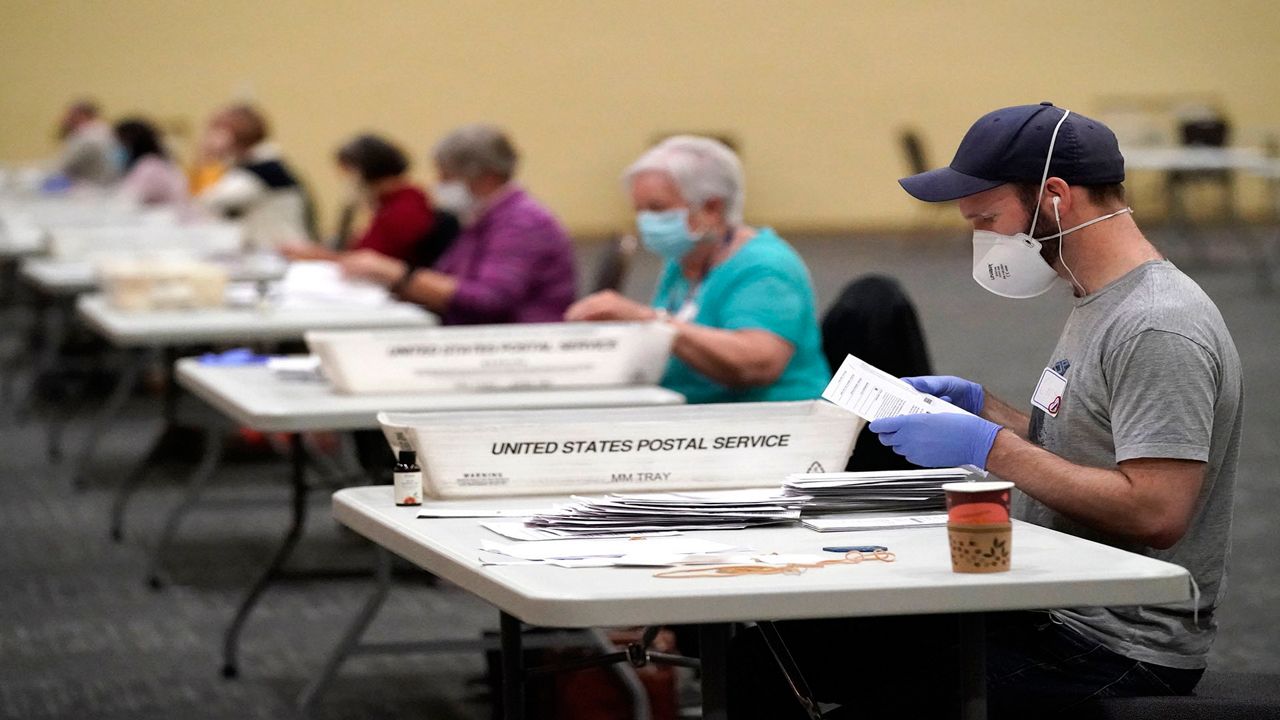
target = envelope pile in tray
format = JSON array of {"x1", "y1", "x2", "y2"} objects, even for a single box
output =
[
  {"x1": 521, "y1": 489, "x2": 805, "y2": 537},
  {"x1": 783, "y1": 467, "x2": 973, "y2": 514}
]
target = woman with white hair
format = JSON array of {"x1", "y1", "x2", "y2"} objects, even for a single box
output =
[
  {"x1": 343, "y1": 123, "x2": 576, "y2": 324},
  {"x1": 567, "y1": 135, "x2": 829, "y2": 403}
]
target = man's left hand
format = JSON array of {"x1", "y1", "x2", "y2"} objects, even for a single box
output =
[{"x1": 869, "y1": 413, "x2": 1002, "y2": 469}]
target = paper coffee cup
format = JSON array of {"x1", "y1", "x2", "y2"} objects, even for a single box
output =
[{"x1": 943, "y1": 481, "x2": 1014, "y2": 573}]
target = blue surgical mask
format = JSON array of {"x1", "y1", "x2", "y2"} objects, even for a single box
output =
[
  {"x1": 112, "y1": 144, "x2": 131, "y2": 173},
  {"x1": 637, "y1": 208, "x2": 696, "y2": 262}
]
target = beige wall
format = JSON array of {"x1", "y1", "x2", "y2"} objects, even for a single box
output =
[{"x1": 2, "y1": 0, "x2": 1277, "y2": 237}]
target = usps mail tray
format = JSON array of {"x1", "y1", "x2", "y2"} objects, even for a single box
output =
[
  {"x1": 378, "y1": 400, "x2": 862, "y2": 498},
  {"x1": 307, "y1": 321, "x2": 676, "y2": 395}
]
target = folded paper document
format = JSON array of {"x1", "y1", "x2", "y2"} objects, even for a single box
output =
[{"x1": 823, "y1": 354, "x2": 969, "y2": 421}]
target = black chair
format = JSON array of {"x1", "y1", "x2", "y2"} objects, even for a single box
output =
[
  {"x1": 900, "y1": 128, "x2": 930, "y2": 177},
  {"x1": 1168, "y1": 114, "x2": 1236, "y2": 229},
  {"x1": 900, "y1": 128, "x2": 951, "y2": 228},
  {"x1": 588, "y1": 234, "x2": 639, "y2": 294},
  {"x1": 820, "y1": 274, "x2": 933, "y2": 471},
  {"x1": 326, "y1": 200, "x2": 358, "y2": 250},
  {"x1": 1079, "y1": 671, "x2": 1280, "y2": 719}
]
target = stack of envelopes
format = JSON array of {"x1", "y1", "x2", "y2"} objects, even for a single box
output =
[
  {"x1": 524, "y1": 488, "x2": 804, "y2": 536},
  {"x1": 783, "y1": 467, "x2": 974, "y2": 514}
]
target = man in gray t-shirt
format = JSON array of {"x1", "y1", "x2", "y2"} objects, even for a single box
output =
[
  {"x1": 878, "y1": 104, "x2": 1242, "y2": 708},
  {"x1": 1018, "y1": 258, "x2": 1241, "y2": 669}
]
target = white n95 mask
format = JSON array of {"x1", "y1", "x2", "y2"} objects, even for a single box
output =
[
  {"x1": 971, "y1": 230, "x2": 1060, "y2": 298},
  {"x1": 971, "y1": 206, "x2": 1133, "y2": 299}
]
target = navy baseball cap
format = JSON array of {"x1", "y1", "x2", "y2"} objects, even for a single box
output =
[{"x1": 899, "y1": 102, "x2": 1126, "y2": 202}]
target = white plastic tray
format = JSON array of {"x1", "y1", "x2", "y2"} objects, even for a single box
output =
[
  {"x1": 378, "y1": 400, "x2": 862, "y2": 498},
  {"x1": 308, "y1": 321, "x2": 676, "y2": 395}
]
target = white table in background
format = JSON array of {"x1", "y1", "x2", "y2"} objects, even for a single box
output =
[
  {"x1": 63, "y1": 295, "x2": 435, "y2": 492},
  {"x1": 334, "y1": 486, "x2": 1191, "y2": 720},
  {"x1": 168, "y1": 359, "x2": 685, "y2": 690},
  {"x1": 1123, "y1": 145, "x2": 1279, "y2": 291},
  {"x1": 21, "y1": 254, "x2": 290, "y2": 300}
]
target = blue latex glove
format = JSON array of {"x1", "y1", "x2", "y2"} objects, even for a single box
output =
[
  {"x1": 901, "y1": 375, "x2": 985, "y2": 415},
  {"x1": 198, "y1": 347, "x2": 270, "y2": 366},
  {"x1": 869, "y1": 413, "x2": 1001, "y2": 469}
]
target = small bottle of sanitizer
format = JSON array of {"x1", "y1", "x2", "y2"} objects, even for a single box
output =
[{"x1": 394, "y1": 450, "x2": 422, "y2": 506}]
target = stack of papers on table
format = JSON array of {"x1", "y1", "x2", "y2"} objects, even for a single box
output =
[
  {"x1": 784, "y1": 468, "x2": 973, "y2": 514},
  {"x1": 266, "y1": 355, "x2": 324, "y2": 381},
  {"x1": 277, "y1": 260, "x2": 390, "y2": 308},
  {"x1": 523, "y1": 489, "x2": 804, "y2": 536}
]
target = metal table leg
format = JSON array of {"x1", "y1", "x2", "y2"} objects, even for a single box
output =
[
  {"x1": 222, "y1": 433, "x2": 308, "y2": 679},
  {"x1": 109, "y1": 349, "x2": 189, "y2": 541},
  {"x1": 700, "y1": 623, "x2": 731, "y2": 720},
  {"x1": 958, "y1": 613, "x2": 988, "y2": 720},
  {"x1": 64, "y1": 349, "x2": 146, "y2": 489},
  {"x1": 143, "y1": 428, "x2": 225, "y2": 588},
  {"x1": 500, "y1": 611, "x2": 525, "y2": 720},
  {"x1": 296, "y1": 547, "x2": 394, "y2": 716},
  {"x1": 20, "y1": 293, "x2": 67, "y2": 431}
]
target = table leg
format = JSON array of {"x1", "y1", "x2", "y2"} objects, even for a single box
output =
[
  {"x1": 221, "y1": 433, "x2": 308, "y2": 679},
  {"x1": 699, "y1": 623, "x2": 731, "y2": 720},
  {"x1": 958, "y1": 613, "x2": 988, "y2": 720},
  {"x1": 64, "y1": 349, "x2": 145, "y2": 489},
  {"x1": 25, "y1": 294, "x2": 68, "y2": 434},
  {"x1": 296, "y1": 546, "x2": 393, "y2": 716},
  {"x1": 143, "y1": 428, "x2": 224, "y2": 588},
  {"x1": 109, "y1": 351, "x2": 192, "y2": 542},
  {"x1": 500, "y1": 611, "x2": 525, "y2": 720}
]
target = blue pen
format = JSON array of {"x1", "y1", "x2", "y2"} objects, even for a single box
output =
[{"x1": 823, "y1": 545, "x2": 888, "y2": 553}]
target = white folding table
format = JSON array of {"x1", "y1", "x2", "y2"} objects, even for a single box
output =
[
  {"x1": 7, "y1": 256, "x2": 287, "y2": 425},
  {"x1": 1123, "y1": 146, "x2": 1280, "y2": 291},
  {"x1": 169, "y1": 359, "x2": 685, "y2": 690},
  {"x1": 334, "y1": 486, "x2": 1192, "y2": 720},
  {"x1": 65, "y1": 295, "x2": 435, "y2": 493}
]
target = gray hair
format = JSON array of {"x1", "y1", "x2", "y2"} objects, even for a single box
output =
[
  {"x1": 432, "y1": 124, "x2": 518, "y2": 181},
  {"x1": 623, "y1": 135, "x2": 745, "y2": 224}
]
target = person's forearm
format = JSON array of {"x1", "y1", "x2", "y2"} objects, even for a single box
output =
[
  {"x1": 398, "y1": 269, "x2": 457, "y2": 314},
  {"x1": 669, "y1": 322, "x2": 788, "y2": 388},
  {"x1": 981, "y1": 391, "x2": 1031, "y2": 439},
  {"x1": 987, "y1": 431, "x2": 1182, "y2": 548}
]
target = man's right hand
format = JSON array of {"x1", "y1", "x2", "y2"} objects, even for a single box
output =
[{"x1": 902, "y1": 375, "x2": 985, "y2": 415}]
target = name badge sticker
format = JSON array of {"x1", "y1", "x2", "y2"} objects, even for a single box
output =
[{"x1": 1031, "y1": 367, "x2": 1068, "y2": 418}]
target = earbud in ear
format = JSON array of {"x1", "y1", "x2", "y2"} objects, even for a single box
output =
[{"x1": 1051, "y1": 196, "x2": 1061, "y2": 208}]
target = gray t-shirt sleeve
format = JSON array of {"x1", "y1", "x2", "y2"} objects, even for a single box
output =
[{"x1": 1106, "y1": 329, "x2": 1217, "y2": 463}]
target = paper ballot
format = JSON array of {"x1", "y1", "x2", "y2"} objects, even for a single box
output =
[
  {"x1": 822, "y1": 355, "x2": 987, "y2": 477},
  {"x1": 823, "y1": 355, "x2": 969, "y2": 421}
]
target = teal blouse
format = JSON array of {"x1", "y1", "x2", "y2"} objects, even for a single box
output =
[{"x1": 651, "y1": 228, "x2": 830, "y2": 403}]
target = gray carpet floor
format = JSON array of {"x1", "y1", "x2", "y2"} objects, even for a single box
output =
[{"x1": 0, "y1": 226, "x2": 1276, "y2": 719}]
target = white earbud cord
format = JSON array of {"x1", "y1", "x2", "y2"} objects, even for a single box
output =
[{"x1": 1027, "y1": 109, "x2": 1072, "y2": 236}]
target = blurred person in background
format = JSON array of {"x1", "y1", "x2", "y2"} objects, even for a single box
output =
[
  {"x1": 284, "y1": 133, "x2": 445, "y2": 265},
  {"x1": 113, "y1": 118, "x2": 188, "y2": 206},
  {"x1": 187, "y1": 117, "x2": 229, "y2": 196},
  {"x1": 196, "y1": 104, "x2": 311, "y2": 249},
  {"x1": 49, "y1": 98, "x2": 121, "y2": 188},
  {"x1": 566, "y1": 135, "x2": 829, "y2": 404},
  {"x1": 341, "y1": 124, "x2": 574, "y2": 324}
]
